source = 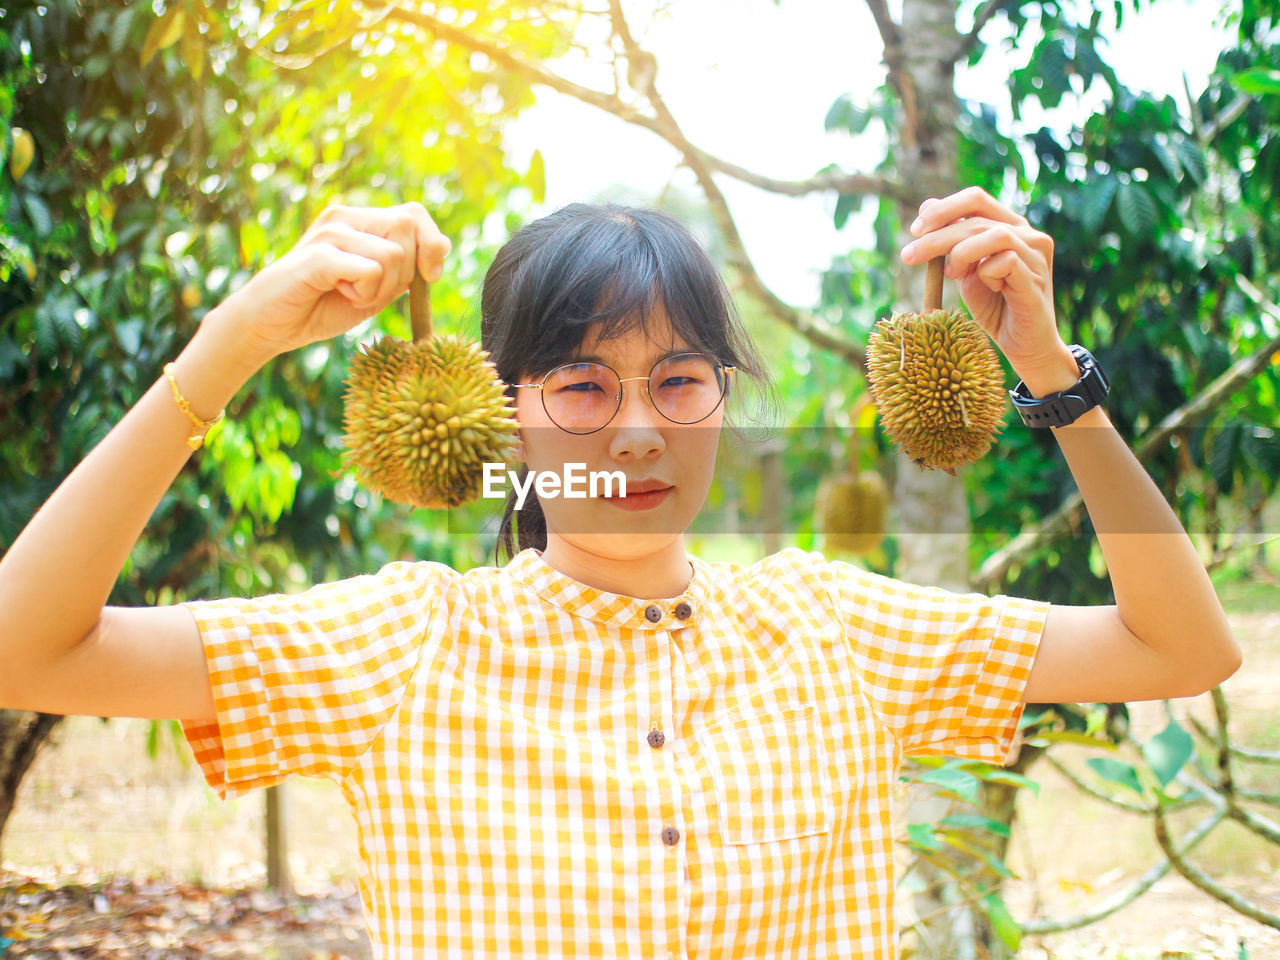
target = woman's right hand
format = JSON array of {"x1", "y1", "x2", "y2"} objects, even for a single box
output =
[{"x1": 221, "y1": 201, "x2": 452, "y2": 362}]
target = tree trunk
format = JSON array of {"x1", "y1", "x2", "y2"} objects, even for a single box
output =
[
  {"x1": 0, "y1": 710, "x2": 63, "y2": 855},
  {"x1": 892, "y1": 2, "x2": 988, "y2": 957}
]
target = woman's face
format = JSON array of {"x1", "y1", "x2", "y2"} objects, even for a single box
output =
[{"x1": 512, "y1": 305, "x2": 725, "y2": 560}]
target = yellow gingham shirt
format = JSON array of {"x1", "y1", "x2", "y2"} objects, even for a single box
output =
[{"x1": 178, "y1": 546, "x2": 1050, "y2": 960}]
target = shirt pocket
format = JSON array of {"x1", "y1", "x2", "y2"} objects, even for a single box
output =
[{"x1": 700, "y1": 701, "x2": 834, "y2": 844}]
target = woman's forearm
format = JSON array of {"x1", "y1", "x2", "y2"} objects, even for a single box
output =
[
  {"x1": 0, "y1": 299, "x2": 269, "y2": 677},
  {"x1": 1019, "y1": 352, "x2": 1241, "y2": 682}
]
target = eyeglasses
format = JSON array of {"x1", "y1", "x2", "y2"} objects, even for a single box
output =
[{"x1": 511, "y1": 352, "x2": 735, "y2": 435}]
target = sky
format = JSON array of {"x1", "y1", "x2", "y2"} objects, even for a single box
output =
[{"x1": 498, "y1": 0, "x2": 1237, "y2": 306}]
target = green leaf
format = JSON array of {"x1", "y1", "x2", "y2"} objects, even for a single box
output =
[
  {"x1": 1086, "y1": 757, "x2": 1146, "y2": 797},
  {"x1": 939, "y1": 833, "x2": 1013, "y2": 877},
  {"x1": 834, "y1": 192, "x2": 860, "y2": 230},
  {"x1": 527, "y1": 148, "x2": 545, "y2": 205},
  {"x1": 1142, "y1": 719, "x2": 1194, "y2": 789},
  {"x1": 1175, "y1": 138, "x2": 1206, "y2": 186},
  {"x1": 983, "y1": 893, "x2": 1023, "y2": 952},
  {"x1": 1028, "y1": 730, "x2": 1117, "y2": 749},
  {"x1": 939, "y1": 813, "x2": 1011, "y2": 838},
  {"x1": 912, "y1": 767, "x2": 980, "y2": 804},
  {"x1": 1149, "y1": 138, "x2": 1182, "y2": 182},
  {"x1": 1116, "y1": 180, "x2": 1156, "y2": 235},
  {"x1": 1232, "y1": 67, "x2": 1280, "y2": 96},
  {"x1": 975, "y1": 768, "x2": 1039, "y2": 795},
  {"x1": 1080, "y1": 176, "x2": 1117, "y2": 234},
  {"x1": 824, "y1": 93, "x2": 870, "y2": 135},
  {"x1": 906, "y1": 822, "x2": 943, "y2": 851},
  {"x1": 20, "y1": 191, "x2": 53, "y2": 238},
  {"x1": 109, "y1": 7, "x2": 135, "y2": 55}
]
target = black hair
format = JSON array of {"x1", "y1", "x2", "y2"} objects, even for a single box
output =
[{"x1": 480, "y1": 202, "x2": 776, "y2": 564}]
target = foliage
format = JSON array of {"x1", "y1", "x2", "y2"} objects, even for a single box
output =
[
  {"x1": 812, "y1": 2, "x2": 1280, "y2": 603},
  {"x1": 899, "y1": 757, "x2": 1040, "y2": 953},
  {"x1": 0, "y1": 0, "x2": 566, "y2": 842},
  {"x1": 1, "y1": 0, "x2": 565, "y2": 597}
]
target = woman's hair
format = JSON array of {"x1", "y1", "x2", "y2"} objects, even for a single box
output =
[{"x1": 480, "y1": 201, "x2": 776, "y2": 564}]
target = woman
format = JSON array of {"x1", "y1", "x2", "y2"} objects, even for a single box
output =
[{"x1": 0, "y1": 187, "x2": 1241, "y2": 959}]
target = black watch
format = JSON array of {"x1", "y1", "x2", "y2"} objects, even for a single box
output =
[{"x1": 1008, "y1": 344, "x2": 1110, "y2": 428}]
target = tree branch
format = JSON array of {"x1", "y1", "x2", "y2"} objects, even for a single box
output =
[
  {"x1": 1190, "y1": 714, "x2": 1280, "y2": 765},
  {"x1": 1043, "y1": 754, "x2": 1151, "y2": 813},
  {"x1": 1020, "y1": 806, "x2": 1224, "y2": 934},
  {"x1": 975, "y1": 283, "x2": 1280, "y2": 592},
  {"x1": 380, "y1": 1, "x2": 872, "y2": 367},
  {"x1": 947, "y1": 0, "x2": 1017, "y2": 68},
  {"x1": 1153, "y1": 802, "x2": 1280, "y2": 929},
  {"x1": 863, "y1": 0, "x2": 921, "y2": 152},
  {"x1": 1199, "y1": 92, "x2": 1254, "y2": 148}
]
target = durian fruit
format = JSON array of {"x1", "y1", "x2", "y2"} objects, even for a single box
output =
[
  {"x1": 818, "y1": 471, "x2": 889, "y2": 555},
  {"x1": 817, "y1": 395, "x2": 889, "y2": 556},
  {"x1": 341, "y1": 270, "x2": 520, "y2": 509},
  {"x1": 864, "y1": 256, "x2": 1006, "y2": 477}
]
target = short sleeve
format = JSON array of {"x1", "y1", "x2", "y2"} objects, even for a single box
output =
[
  {"x1": 177, "y1": 559, "x2": 449, "y2": 801},
  {"x1": 818, "y1": 554, "x2": 1051, "y2": 763}
]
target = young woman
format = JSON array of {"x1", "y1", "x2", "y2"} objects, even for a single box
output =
[{"x1": 0, "y1": 187, "x2": 1241, "y2": 959}]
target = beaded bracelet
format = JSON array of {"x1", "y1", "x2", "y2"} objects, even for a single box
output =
[{"x1": 164, "y1": 361, "x2": 225, "y2": 450}]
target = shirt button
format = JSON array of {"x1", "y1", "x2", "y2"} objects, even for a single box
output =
[
  {"x1": 673, "y1": 601, "x2": 692, "y2": 620},
  {"x1": 661, "y1": 826, "x2": 680, "y2": 846},
  {"x1": 647, "y1": 728, "x2": 666, "y2": 748},
  {"x1": 644, "y1": 604, "x2": 662, "y2": 623}
]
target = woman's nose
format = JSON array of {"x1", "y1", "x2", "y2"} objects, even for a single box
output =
[{"x1": 608, "y1": 377, "x2": 666, "y2": 456}]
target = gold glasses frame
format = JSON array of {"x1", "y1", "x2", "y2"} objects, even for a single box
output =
[{"x1": 510, "y1": 352, "x2": 736, "y2": 435}]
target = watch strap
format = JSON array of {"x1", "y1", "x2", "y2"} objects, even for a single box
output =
[{"x1": 1008, "y1": 345, "x2": 1109, "y2": 428}]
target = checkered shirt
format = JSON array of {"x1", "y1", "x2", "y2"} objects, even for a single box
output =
[{"x1": 178, "y1": 546, "x2": 1050, "y2": 959}]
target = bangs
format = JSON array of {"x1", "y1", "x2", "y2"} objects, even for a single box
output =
[{"x1": 482, "y1": 204, "x2": 745, "y2": 387}]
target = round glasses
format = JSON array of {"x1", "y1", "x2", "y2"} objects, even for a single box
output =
[{"x1": 511, "y1": 352, "x2": 735, "y2": 435}]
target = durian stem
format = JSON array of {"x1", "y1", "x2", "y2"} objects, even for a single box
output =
[
  {"x1": 924, "y1": 255, "x2": 944, "y2": 312},
  {"x1": 409, "y1": 271, "x2": 432, "y2": 343}
]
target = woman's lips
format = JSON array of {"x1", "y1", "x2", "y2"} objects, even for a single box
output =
[{"x1": 604, "y1": 486, "x2": 673, "y2": 511}]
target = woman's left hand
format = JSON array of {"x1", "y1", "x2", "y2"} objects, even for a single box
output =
[{"x1": 899, "y1": 185, "x2": 1073, "y2": 383}]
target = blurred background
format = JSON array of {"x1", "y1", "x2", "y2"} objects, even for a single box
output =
[{"x1": 2, "y1": 0, "x2": 1278, "y2": 957}]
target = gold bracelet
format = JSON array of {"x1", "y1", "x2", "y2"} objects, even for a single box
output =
[{"x1": 164, "y1": 361, "x2": 225, "y2": 450}]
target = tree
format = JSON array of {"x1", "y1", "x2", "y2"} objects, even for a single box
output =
[{"x1": 0, "y1": 0, "x2": 566, "y2": 848}]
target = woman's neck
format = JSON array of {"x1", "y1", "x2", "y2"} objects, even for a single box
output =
[{"x1": 537, "y1": 534, "x2": 693, "y2": 599}]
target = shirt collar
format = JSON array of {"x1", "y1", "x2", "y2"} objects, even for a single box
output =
[{"x1": 505, "y1": 547, "x2": 711, "y2": 630}]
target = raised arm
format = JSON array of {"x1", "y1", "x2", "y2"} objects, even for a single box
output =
[{"x1": 0, "y1": 202, "x2": 450, "y2": 718}]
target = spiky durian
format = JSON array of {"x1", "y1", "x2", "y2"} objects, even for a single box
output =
[
  {"x1": 864, "y1": 257, "x2": 1006, "y2": 476},
  {"x1": 817, "y1": 470, "x2": 889, "y2": 555},
  {"x1": 341, "y1": 274, "x2": 520, "y2": 509}
]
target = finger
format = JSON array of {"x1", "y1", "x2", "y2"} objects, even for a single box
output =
[
  {"x1": 400, "y1": 201, "x2": 452, "y2": 282},
  {"x1": 312, "y1": 244, "x2": 383, "y2": 307},
  {"x1": 944, "y1": 225, "x2": 1043, "y2": 281},
  {"x1": 316, "y1": 223, "x2": 406, "y2": 307},
  {"x1": 313, "y1": 202, "x2": 452, "y2": 283},
  {"x1": 901, "y1": 216, "x2": 997, "y2": 265},
  {"x1": 912, "y1": 186, "x2": 1029, "y2": 237},
  {"x1": 974, "y1": 249, "x2": 1028, "y2": 295},
  {"x1": 383, "y1": 214, "x2": 419, "y2": 290}
]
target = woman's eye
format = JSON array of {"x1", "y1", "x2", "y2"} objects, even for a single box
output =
[
  {"x1": 659, "y1": 377, "x2": 698, "y2": 389},
  {"x1": 561, "y1": 381, "x2": 603, "y2": 393}
]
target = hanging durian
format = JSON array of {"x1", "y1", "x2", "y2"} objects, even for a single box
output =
[
  {"x1": 864, "y1": 255, "x2": 1006, "y2": 477},
  {"x1": 341, "y1": 269, "x2": 521, "y2": 509},
  {"x1": 817, "y1": 394, "x2": 889, "y2": 556}
]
